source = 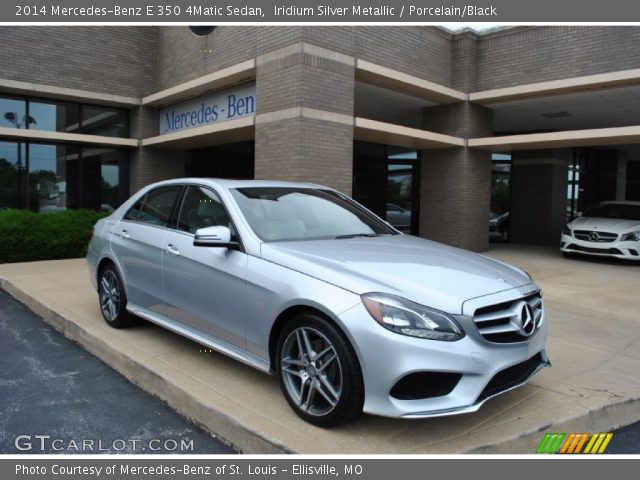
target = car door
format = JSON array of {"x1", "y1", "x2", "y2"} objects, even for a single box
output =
[
  {"x1": 161, "y1": 185, "x2": 248, "y2": 349},
  {"x1": 110, "y1": 185, "x2": 182, "y2": 311}
]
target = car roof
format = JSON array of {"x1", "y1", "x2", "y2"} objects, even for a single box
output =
[{"x1": 145, "y1": 178, "x2": 331, "y2": 191}]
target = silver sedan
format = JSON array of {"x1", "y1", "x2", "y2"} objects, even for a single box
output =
[{"x1": 86, "y1": 178, "x2": 549, "y2": 427}]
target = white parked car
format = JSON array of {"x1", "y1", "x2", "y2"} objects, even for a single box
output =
[{"x1": 561, "y1": 201, "x2": 640, "y2": 261}]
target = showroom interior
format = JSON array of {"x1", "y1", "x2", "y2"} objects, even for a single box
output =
[{"x1": 1, "y1": 25, "x2": 639, "y2": 252}]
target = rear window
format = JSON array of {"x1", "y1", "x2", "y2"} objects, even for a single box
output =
[{"x1": 124, "y1": 186, "x2": 182, "y2": 226}]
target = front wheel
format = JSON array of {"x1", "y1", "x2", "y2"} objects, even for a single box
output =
[{"x1": 277, "y1": 313, "x2": 364, "y2": 427}]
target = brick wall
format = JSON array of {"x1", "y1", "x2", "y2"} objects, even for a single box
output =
[
  {"x1": 451, "y1": 32, "x2": 479, "y2": 93},
  {"x1": 156, "y1": 27, "x2": 322, "y2": 90},
  {"x1": 4, "y1": 26, "x2": 640, "y2": 102},
  {"x1": 156, "y1": 26, "x2": 454, "y2": 90},
  {"x1": 420, "y1": 102, "x2": 493, "y2": 252},
  {"x1": 128, "y1": 105, "x2": 183, "y2": 192},
  {"x1": 255, "y1": 117, "x2": 353, "y2": 194},
  {"x1": 128, "y1": 147, "x2": 185, "y2": 195},
  {"x1": 476, "y1": 26, "x2": 640, "y2": 90},
  {"x1": 257, "y1": 53, "x2": 354, "y2": 115},
  {"x1": 303, "y1": 26, "x2": 453, "y2": 86},
  {"x1": 0, "y1": 26, "x2": 157, "y2": 97},
  {"x1": 254, "y1": 45, "x2": 355, "y2": 194}
]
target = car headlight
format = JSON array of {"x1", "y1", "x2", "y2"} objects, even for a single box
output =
[
  {"x1": 361, "y1": 293, "x2": 464, "y2": 341},
  {"x1": 621, "y1": 230, "x2": 640, "y2": 242},
  {"x1": 562, "y1": 225, "x2": 572, "y2": 236}
]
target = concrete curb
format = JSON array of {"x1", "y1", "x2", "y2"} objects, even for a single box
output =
[
  {"x1": 2, "y1": 275, "x2": 639, "y2": 454},
  {"x1": 0, "y1": 277, "x2": 290, "y2": 454},
  {"x1": 470, "y1": 397, "x2": 640, "y2": 453}
]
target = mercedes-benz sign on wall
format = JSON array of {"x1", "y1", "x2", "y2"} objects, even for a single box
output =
[{"x1": 159, "y1": 83, "x2": 256, "y2": 134}]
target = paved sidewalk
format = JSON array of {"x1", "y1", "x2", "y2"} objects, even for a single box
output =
[{"x1": 0, "y1": 245, "x2": 639, "y2": 453}]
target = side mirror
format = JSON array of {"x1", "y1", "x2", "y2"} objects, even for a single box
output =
[{"x1": 193, "y1": 226, "x2": 237, "y2": 248}]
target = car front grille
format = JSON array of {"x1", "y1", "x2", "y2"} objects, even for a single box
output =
[
  {"x1": 573, "y1": 230, "x2": 618, "y2": 242},
  {"x1": 472, "y1": 292, "x2": 543, "y2": 343}
]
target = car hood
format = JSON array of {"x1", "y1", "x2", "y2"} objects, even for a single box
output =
[
  {"x1": 569, "y1": 216, "x2": 640, "y2": 233},
  {"x1": 261, "y1": 235, "x2": 533, "y2": 314}
]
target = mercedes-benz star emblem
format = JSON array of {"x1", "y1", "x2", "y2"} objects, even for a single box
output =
[
  {"x1": 519, "y1": 303, "x2": 536, "y2": 337},
  {"x1": 589, "y1": 231, "x2": 600, "y2": 242}
]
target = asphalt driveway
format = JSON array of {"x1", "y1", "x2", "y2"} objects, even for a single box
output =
[{"x1": 0, "y1": 290, "x2": 234, "y2": 454}]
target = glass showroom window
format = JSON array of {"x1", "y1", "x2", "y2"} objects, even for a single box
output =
[
  {"x1": 80, "y1": 146, "x2": 128, "y2": 212},
  {"x1": 491, "y1": 153, "x2": 511, "y2": 214},
  {"x1": 28, "y1": 143, "x2": 79, "y2": 211},
  {"x1": 2, "y1": 95, "x2": 129, "y2": 138},
  {"x1": 0, "y1": 141, "x2": 27, "y2": 209},
  {"x1": 0, "y1": 95, "x2": 29, "y2": 129},
  {"x1": 29, "y1": 99, "x2": 81, "y2": 134},
  {"x1": 81, "y1": 105, "x2": 129, "y2": 137},
  {"x1": 0, "y1": 141, "x2": 127, "y2": 212}
]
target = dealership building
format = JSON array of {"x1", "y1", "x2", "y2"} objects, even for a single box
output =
[{"x1": 1, "y1": 25, "x2": 640, "y2": 252}]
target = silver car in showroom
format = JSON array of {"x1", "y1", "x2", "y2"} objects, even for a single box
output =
[{"x1": 87, "y1": 178, "x2": 549, "y2": 427}]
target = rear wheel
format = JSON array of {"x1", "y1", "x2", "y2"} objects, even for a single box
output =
[
  {"x1": 277, "y1": 313, "x2": 364, "y2": 427},
  {"x1": 98, "y1": 264, "x2": 138, "y2": 328}
]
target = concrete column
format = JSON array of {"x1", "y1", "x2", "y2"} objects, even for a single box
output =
[
  {"x1": 420, "y1": 102, "x2": 493, "y2": 252},
  {"x1": 509, "y1": 150, "x2": 570, "y2": 246},
  {"x1": 254, "y1": 44, "x2": 355, "y2": 194},
  {"x1": 129, "y1": 105, "x2": 185, "y2": 194}
]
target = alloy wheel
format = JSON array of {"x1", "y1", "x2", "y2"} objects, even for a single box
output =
[
  {"x1": 280, "y1": 326, "x2": 343, "y2": 417},
  {"x1": 99, "y1": 269, "x2": 121, "y2": 322}
]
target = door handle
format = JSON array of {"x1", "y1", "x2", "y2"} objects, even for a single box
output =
[
  {"x1": 120, "y1": 229, "x2": 130, "y2": 239},
  {"x1": 166, "y1": 244, "x2": 180, "y2": 256}
]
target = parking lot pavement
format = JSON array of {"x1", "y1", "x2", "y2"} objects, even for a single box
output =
[
  {"x1": 0, "y1": 249, "x2": 639, "y2": 454},
  {"x1": 0, "y1": 290, "x2": 235, "y2": 454},
  {"x1": 609, "y1": 421, "x2": 640, "y2": 453}
]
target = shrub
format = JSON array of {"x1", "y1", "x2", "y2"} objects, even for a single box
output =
[{"x1": 0, "y1": 209, "x2": 109, "y2": 264}]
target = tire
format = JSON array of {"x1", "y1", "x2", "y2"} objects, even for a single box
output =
[
  {"x1": 276, "y1": 313, "x2": 364, "y2": 428},
  {"x1": 98, "y1": 263, "x2": 138, "y2": 328}
]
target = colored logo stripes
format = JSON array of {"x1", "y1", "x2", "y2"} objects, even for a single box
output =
[{"x1": 536, "y1": 432, "x2": 613, "y2": 454}]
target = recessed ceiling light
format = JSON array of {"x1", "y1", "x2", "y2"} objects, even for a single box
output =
[{"x1": 541, "y1": 111, "x2": 572, "y2": 119}]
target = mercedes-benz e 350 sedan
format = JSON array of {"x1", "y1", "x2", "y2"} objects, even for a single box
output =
[{"x1": 87, "y1": 179, "x2": 550, "y2": 427}]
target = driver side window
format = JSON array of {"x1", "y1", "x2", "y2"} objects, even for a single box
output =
[{"x1": 177, "y1": 186, "x2": 231, "y2": 234}]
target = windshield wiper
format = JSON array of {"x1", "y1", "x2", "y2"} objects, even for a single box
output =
[{"x1": 334, "y1": 233, "x2": 381, "y2": 239}]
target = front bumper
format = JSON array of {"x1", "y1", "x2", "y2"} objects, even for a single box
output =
[
  {"x1": 337, "y1": 285, "x2": 549, "y2": 418},
  {"x1": 560, "y1": 233, "x2": 640, "y2": 260}
]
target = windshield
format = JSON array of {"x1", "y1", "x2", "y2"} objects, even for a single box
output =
[
  {"x1": 583, "y1": 204, "x2": 640, "y2": 221},
  {"x1": 230, "y1": 187, "x2": 396, "y2": 242}
]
